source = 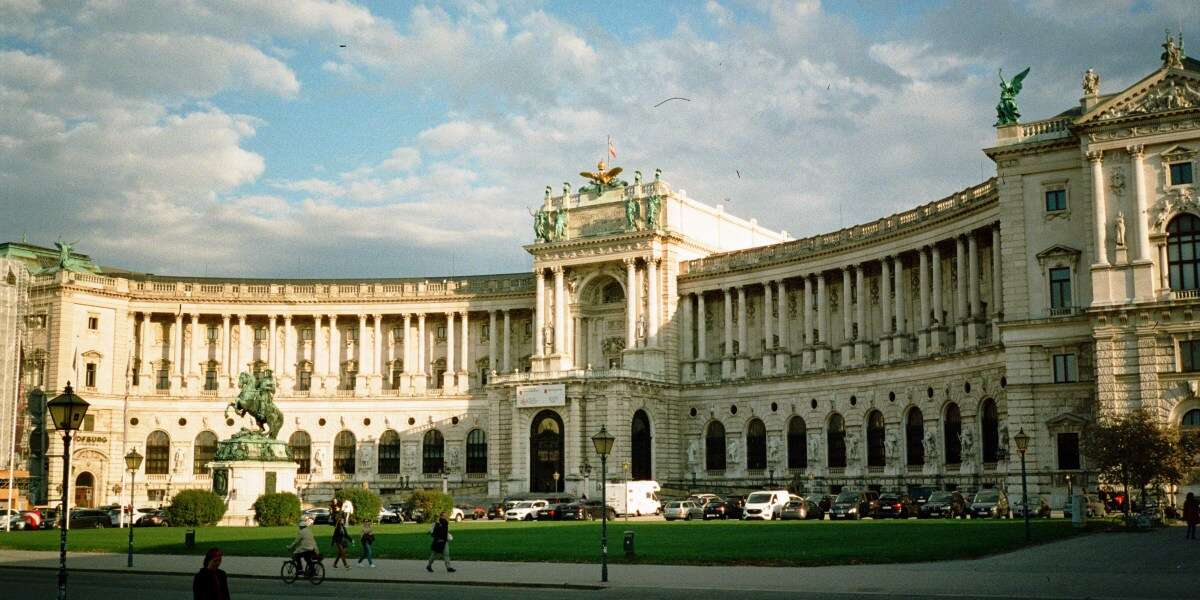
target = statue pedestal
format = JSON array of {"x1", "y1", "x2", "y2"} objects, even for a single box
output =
[{"x1": 209, "y1": 460, "x2": 299, "y2": 526}]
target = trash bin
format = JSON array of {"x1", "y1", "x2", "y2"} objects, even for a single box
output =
[
  {"x1": 1070, "y1": 495, "x2": 1085, "y2": 528},
  {"x1": 623, "y1": 531, "x2": 635, "y2": 557},
  {"x1": 185, "y1": 528, "x2": 196, "y2": 549}
]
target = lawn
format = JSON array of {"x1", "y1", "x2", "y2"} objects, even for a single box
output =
[{"x1": 0, "y1": 518, "x2": 1096, "y2": 567}]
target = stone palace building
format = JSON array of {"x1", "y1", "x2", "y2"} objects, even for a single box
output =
[{"x1": 3, "y1": 42, "x2": 1200, "y2": 511}]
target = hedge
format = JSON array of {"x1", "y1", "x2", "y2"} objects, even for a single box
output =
[
  {"x1": 252, "y1": 492, "x2": 301, "y2": 527},
  {"x1": 165, "y1": 489, "x2": 227, "y2": 527},
  {"x1": 334, "y1": 487, "x2": 382, "y2": 525},
  {"x1": 404, "y1": 489, "x2": 454, "y2": 523}
]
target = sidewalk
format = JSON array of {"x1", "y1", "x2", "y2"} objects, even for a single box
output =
[{"x1": 0, "y1": 525, "x2": 1194, "y2": 598}]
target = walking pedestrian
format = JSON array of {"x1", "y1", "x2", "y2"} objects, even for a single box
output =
[
  {"x1": 332, "y1": 516, "x2": 352, "y2": 569},
  {"x1": 192, "y1": 547, "x2": 231, "y2": 600},
  {"x1": 357, "y1": 521, "x2": 376, "y2": 567},
  {"x1": 425, "y1": 512, "x2": 456, "y2": 573},
  {"x1": 1184, "y1": 492, "x2": 1199, "y2": 540},
  {"x1": 329, "y1": 495, "x2": 340, "y2": 523}
]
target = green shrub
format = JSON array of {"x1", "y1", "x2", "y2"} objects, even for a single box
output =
[
  {"x1": 404, "y1": 489, "x2": 454, "y2": 523},
  {"x1": 252, "y1": 492, "x2": 301, "y2": 527},
  {"x1": 334, "y1": 487, "x2": 382, "y2": 525},
  {"x1": 165, "y1": 489, "x2": 227, "y2": 527}
]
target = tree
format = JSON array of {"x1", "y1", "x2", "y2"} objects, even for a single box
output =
[{"x1": 1081, "y1": 409, "x2": 1200, "y2": 518}]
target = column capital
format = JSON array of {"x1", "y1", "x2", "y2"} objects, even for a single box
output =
[
  {"x1": 357, "y1": 313, "x2": 368, "y2": 322},
  {"x1": 1087, "y1": 149, "x2": 1104, "y2": 163},
  {"x1": 551, "y1": 265, "x2": 565, "y2": 274},
  {"x1": 458, "y1": 310, "x2": 468, "y2": 317},
  {"x1": 1125, "y1": 144, "x2": 1145, "y2": 158},
  {"x1": 267, "y1": 313, "x2": 278, "y2": 321},
  {"x1": 283, "y1": 314, "x2": 293, "y2": 323},
  {"x1": 237, "y1": 314, "x2": 248, "y2": 323},
  {"x1": 623, "y1": 257, "x2": 637, "y2": 267},
  {"x1": 762, "y1": 279, "x2": 775, "y2": 288},
  {"x1": 328, "y1": 313, "x2": 339, "y2": 322},
  {"x1": 190, "y1": 313, "x2": 200, "y2": 322},
  {"x1": 372, "y1": 313, "x2": 383, "y2": 321}
]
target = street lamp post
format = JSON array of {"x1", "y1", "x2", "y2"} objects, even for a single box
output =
[
  {"x1": 591, "y1": 426, "x2": 615, "y2": 584},
  {"x1": 47, "y1": 383, "x2": 90, "y2": 600},
  {"x1": 553, "y1": 471, "x2": 560, "y2": 493},
  {"x1": 1014, "y1": 429, "x2": 1031, "y2": 543},
  {"x1": 441, "y1": 468, "x2": 448, "y2": 495},
  {"x1": 124, "y1": 449, "x2": 143, "y2": 568}
]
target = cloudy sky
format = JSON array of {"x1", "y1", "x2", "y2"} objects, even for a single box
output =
[{"x1": 1, "y1": 1, "x2": 1197, "y2": 278}]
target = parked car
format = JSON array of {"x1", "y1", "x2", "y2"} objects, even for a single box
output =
[
  {"x1": 69, "y1": 509, "x2": 112, "y2": 529},
  {"x1": 663, "y1": 500, "x2": 704, "y2": 521},
  {"x1": 742, "y1": 490, "x2": 792, "y2": 521},
  {"x1": 536, "y1": 503, "x2": 568, "y2": 521},
  {"x1": 687, "y1": 493, "x2": 722, "y2": 508},
  {"x1": 302, "y1": 507, "x2": 333, "y2": 525},
  {"x1": 1013, "y1": 497, "x2": 1051, "y2": 519},
  {"x1": 780, "y1": 498, "x2": 822, "y2": 520},
  {"x1": 2, "y1": 509, "x2": 29, "y2": 530},
  {"x1": 136, "y1": 509, "x2": 170, "y2": 527},
  {"x1": 874, "y1": 494, "x2": 918, "y2": 519},
  {"x1": 377, "y1": 505, "x2": 401, "y2": 523},
  {"x1": 1062, "y1": 494, "x2": 1107, "y2": 519},
  {"x1": 919, "y1": 491, "x2": 967, "y2": 519},
  {"x1": 457, "y1": 504, "x2": 486, "y2": 520},
  {"x1": 449, "y1": 507, "x2": 466, "y2": 521},
  {"x1": 506, "y1": 500, "x2": 548, "y2": 521},
  {"x1": 487, "y1": 503, "x2": 506, "y2": 520},
  {"x1": 969, "y1": 489, "x2": 1011, "y2": 519},
  {"x1": 703, "y1": 497, "x2": 744, "y2": 520},
  {"x1": 559, "y1": 500, "x2": 617, "y2": 521},
  {"x1": 40, "y1": 509, "x2": 58, "y2": 529},
  {"x1": 829, "y1": 490, "x2": 880, "y2": 520}
]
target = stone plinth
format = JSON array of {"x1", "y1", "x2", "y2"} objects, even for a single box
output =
[{"x1": 208, "y1": 429, "x2": 299, "y2": 526}]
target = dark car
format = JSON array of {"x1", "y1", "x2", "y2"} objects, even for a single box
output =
[
  {"x1": 908, "y1": 487, "x2": 936, "y2": 506},
  {"x1": 487, "y1": 503, "x2": 506, "y2": 520},
  {"x1": 703, "y1": 496, "x2": 744, "y2": 520},
  {"x1": 1013, "y1": 497, "x2": 1051, "y2": 519},
  {"x1": 817, "y1": 495, "x2": 835, "y2": 515},
  {"x1": 69, "y1": 509, "x2": 112, "y2": 529},
  {"x1": 303, "y1": 507, "x2": 333, "y2": 525},
  {"x1": 829, "y1": 490, "x2": 880, "y2": 520},
  {"x1": 875, "y1": 494, "x2": 918, "y2": 519},
  {"x1": 457, "y1": 504, "x2": 487, "y2": 520},
  {"x1": 40, "y1": 509, "x2": 58, "y2": 529},
  {"x1": 969, "y1": 489, "x2": 1011, "y2": 519},
  {"x1": 918, "y1": 491, "x2": 967, "y2": 519},
  {"x1": 780, "y1": 498, "x2": 823, "y2": 520},
  {"x1": 559, "y1": 500, "x2": 617, "y2": 521},
  {"x1": 135, "y1": 509, "x2": 170, "y2": 527},
  {"x1": 536, "y1": 503, "x2": 568, "y2": 521}
]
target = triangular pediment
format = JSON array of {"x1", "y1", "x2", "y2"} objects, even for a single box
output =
[
  {"x1": 1046, "y1": 411, "x2": 1090, "y2": 430},
  {"x1": 1035, "y1": 244, "x2": 1081, "y2": 260},
  {"x1": 1078, "y1": 66, "x2": 1200, "y2": 125}
]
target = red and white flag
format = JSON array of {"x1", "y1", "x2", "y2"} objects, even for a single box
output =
[{"x1": 607, "y1": 136, "x2": 617, "y2": 160}]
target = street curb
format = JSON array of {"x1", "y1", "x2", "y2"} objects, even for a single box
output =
[{"x1": 0, "y1": 564, "x2": 605, "y2": 591}]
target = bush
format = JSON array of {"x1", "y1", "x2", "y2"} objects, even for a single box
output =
[
  {"x1": 252, "y1": 492, "x2": 301, "y2": 527},
  {"x1": 334, "y1": 487, "x2": 382, "y2": 525},
  {"x1": 165, "y1": 489, "x2": 227, "y2": 527},
  {"x1": 404, "y1": 489, "x2": 454, "y2": 523}
]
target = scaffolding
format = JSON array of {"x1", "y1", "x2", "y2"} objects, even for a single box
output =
[{"x1": 2, "y1": 258, "x2": 31, "y2": 525}]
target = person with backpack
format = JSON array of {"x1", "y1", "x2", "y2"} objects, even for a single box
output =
[
  {"x1": 357, "y1": 521, "x2": 376, "y2": 567},
  {"x1": 425, "y1": 512, "x2": 455, "y2": 573}
]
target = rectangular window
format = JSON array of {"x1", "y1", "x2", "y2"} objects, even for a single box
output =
[
  {"x1": 301, "y1": 327, "x2": 314, "y2": 341},
  {"x1": 437, "y1": 326, "x2": 447, "y2": 341},
  {"x1": 82, "y1": 414, "x2": 95, "y2": 432},
  {"x1": 206, "y1": 325, "x2": 218, "y2": 343},
  {"x1": 1053, "y1": 353, "x2": 1077, "y2": 383},
  {"x1": 391, "y1": 327, "x2": 403, "y2": 342},
  {"x1": 481, "y1": 323, "x2": 490, "y2": 341},
  {"x1": 1169, "y1": 162, "x2": 1194, "y2": 186},
  {"x1": 87, "y1": 316, "x2": 99, "y2": 330},
  {"x1": 346, "y1": 328, "x2": 358, "y2": 341},
  {"x1": 147, "y1": 489, "x2": 166, "y2": 502},
  {"x1": 1045, "y1": 189, "x2": 1067, "y2": 212},
  {"x1": 204, "y1": 369, "x2": 218, "y2": 391},
  {"x1": 298, "y1": 370, "x2": 311, "y2": 391},
  {"x1": 1049, "y1": 267, "x2": 1072, "y2": 310},
  {"x1": 254, "y1": 327, "x2": 267, "y2": 342},
  {"x1": 157, "y1": 369, "x2": 170, "y2": 390},
  {"x1": 85, "y1": 363, "x2": 97, "y2": 388},
  {"x1": 1182, "y1": 339, "x2": 1200, "y2": 372},
  {"x1": 1057, "y1": 432, "x2": 1081, "y2": 470},
  {"x1": 131, "y1": 363, "x2": 140, "y2": 386}
]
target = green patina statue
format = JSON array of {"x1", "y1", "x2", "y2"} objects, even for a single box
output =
[
  {"x1": 553, "y1": 208, "x2": 568, "y2": 240},
  {"x1": 625, "y1": 196, "x2": 641, "y2": 231},
  {"x1": 995, "y1": 67, "x2": 1030, "y2": 126},
  {"x1": 646, "y1": 195, "x2": 662, "y2": 229},
  {"x1": 534, "y1": 207, "x2": 550, "y2": 243},
  {"x1": 227, "y1": 370, "x2": 283, "y2": 439},
  {"x1": 42, "y1": 240, "x2": 100, "y2": 275}
]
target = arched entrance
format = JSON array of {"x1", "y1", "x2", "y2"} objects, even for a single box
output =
[
  {"x1": 530, "y1": 410, "x2": 565, "y2": 493},
  {"x1": 578, "y1": 274, "x2": 627, "y2": 369},
  {"x1": 631, "y1": 410, "x2": 652, "y2": 480},
  {"x1": 74, "y1": 472, "x2": 95, "y2": 508}
]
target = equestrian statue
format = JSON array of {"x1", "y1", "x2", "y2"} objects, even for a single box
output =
[{"x1": 227, "y1": 370, "x2": 284, "y2": 439}]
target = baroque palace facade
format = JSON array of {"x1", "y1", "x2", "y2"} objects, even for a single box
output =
[{"x1": 4, "y1": 44, "x2": 1200, "y2": 511}]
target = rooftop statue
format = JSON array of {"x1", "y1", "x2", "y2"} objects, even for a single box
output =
[
  {"x1": 553, "y1": 207, "x2": 568, "y2": 240},
  {"x1": 533, "y1": 207, "x2": 550, "y2": 243},
  {"x1": 1082, "y1": 68, "x2": 1099, "y2": 97},
  {"x1": 42, "y1": 240, "x2": 101, "y2": 275},
  {"x1": 995, "y1": 67, "x2": 1030, "y2": 126},
  {"x1": 646, "y1": 194, "x2": 662, "y2": 229},
  {"x1": 579, "y1": 159, "x2": 627, "y2": 194},
  {"x1": 1163, "y1": 30, "x2": 1184, "y2": 69}
]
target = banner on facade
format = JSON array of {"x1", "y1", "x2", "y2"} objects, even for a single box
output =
[{"x1": 516, "y1": 384, "x2": 566, "y2": 408}]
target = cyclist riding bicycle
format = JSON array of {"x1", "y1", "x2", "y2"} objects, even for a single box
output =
[{"x1": 289, "y1": 517, "x2": 320, "y2": 575}]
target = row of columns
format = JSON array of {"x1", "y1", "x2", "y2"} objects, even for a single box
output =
[
  {"x1": 1089, "y1": 146, "x2": 1152, "y2": 267},
  {"x1": 678, "y1": 225, "x2": 1001, "y2": 381},
  {"x1": 135, "y1": 309, "x2": 523, "y2": 394}
]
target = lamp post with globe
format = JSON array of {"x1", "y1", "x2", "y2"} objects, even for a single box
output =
[
  {"x1": 591, "y1": 426, "x2": 615, "y2": 583},
  {"x1": 1014, "y1": 428, "x2": 1031, "y2": 542},
  {"x1": 47, "y1": 383, "x2": 90, "y2": 600},
  {"x1": 125, "y1": 449, "x2": 143, "y2": 567}
]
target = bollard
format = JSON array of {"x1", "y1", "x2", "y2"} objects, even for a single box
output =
[
  {"x1": 185, "y1": 528, "x2": 196, "y2": 549},
  {"x1": 623, "y1": 530, "x2": 635, "y2": 557}
]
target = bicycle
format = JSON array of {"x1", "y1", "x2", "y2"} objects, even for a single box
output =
[{"x1": 281, "y1": 555, "x2": 325, "y2": 585}]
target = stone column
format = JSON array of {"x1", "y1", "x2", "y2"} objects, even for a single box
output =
[
  {"x1": 460, "y1": 310, "x2": 470, "y2": 377},
  {"x1": 802, "y1": 277, "x2": 814, "y2": 369},
  {"x1": 893, "y1": 254, "x2": 905, "y2": 359},
  {"x1": 722, "y1": 288, "x2": 734, "y2": 379},
  {"x1": 417, "y1": 313, "x2": 427, "y2": 379},
  {"x1": 311, "y1": 315, "x2": 324, "y2": 387},
  {"x1": 266, "y1": 314, "x2": 278, "y2": 374},
  {"x1": 855, "y1": 265, "x2": 867, "y2": 364},
  {"x1": 1088, "y1": 151, "x2": 1109, "y2": 266},
  {"x1": 762, "y1": 281, "x2": 774, "y2": 373},
  {"x1": 775, "y1": 280, "x2": 790, "y2": 374},
  {"x1": 955, "y1": 236, "x2": 967, "y2": 349},
  {"x1": 648, "y1": 258, "x2": 661, "y2": 348},
  {"x1": 931, "y1": 246, "x2": 944, "y2": 352},
  {"x1": 553, "y1": 267, "x2": 566, "y2": 357},
  {"x1": 171, "y1": 313, "x2": 182, "y2": 377},
  {"x1": 329, "y1": 315, "x2": 340, "y2": 385},
  {"x1": 696, "y1": 292, "x2": 708, "y2": 381},
  {"x1": 488, "y1": 310, "x2": 498, "y2": 374},
  {"x1": 502, "y1": 310, "x2": 512, "y2": 372},
  {"x1": 141, "y1": 312, "x2": 153, "y2": 391},
  {"x1": 816, "y1": 273, "x2": 828, "y2": 369},
  {"x1": 237, "y1": 314, "x2": 249, "y2": 377},
  {"x1": 968, "y1": 233, "x2": 980, "y2": 347},
  {"x1": 1129, "y1": 144, "x2": 1152, "y2": 261},
  {"x1": 736, "y1": 286, "x2": 748, "y2": 376},
  {"x1": 681, "y1": 294, "x2": 694, "y2": 381},
  {"x1": 189, "y1": 313, "x2": 202, "y2": 382},
  {"x1": 919, "y1": 247, "x2": 930, "y2": 355},
  {"x1": 445, "y1": 312, "x2": 455, "y2": 389},
  {"x1": 625, "y1": 259, "x2": 638, "y2": 350},
  {"x1": 372, "y1": 314, "x2": 383, "y2": 391},
  {"x1": 283, "y1": 315, "x2": 295, "y2": 389},
  {"x1": 991, "y1": 225, "x2": 1003, "y2": 342},
  {"x1": 221, "y1": 314, "x2": 231, "y2": 387},
  {"x1": 841, "y1": 268, "x2": 852, "y2": 364},
  {"x1": 534, "y1": 268, "x2": 546, "y2": 357},
  {"x1": 402, "y1": 314, "x2": 413, "y2": 373},
  {"x1": 880, "y1": 258, "x2": 892, "y2": 362}
]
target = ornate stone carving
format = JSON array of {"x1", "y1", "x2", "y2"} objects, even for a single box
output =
[
  {"x1": 1099, "y1": 76, "x2": 1200, "y2": 121},
  {"x1": 1083, "y1": 68, "x2": 1099, "y2": 97}
]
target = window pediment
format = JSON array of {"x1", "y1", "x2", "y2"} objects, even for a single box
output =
[
  {"x1": 1162, "y1": 144, "x2": 1198, "y2": 163},
  {"x1": 1046, "y1": 411, "x2": 1089, "y2": 431},
  {"x1": 1036, "y1": 245, "x2": 1082, "y2": 267}
]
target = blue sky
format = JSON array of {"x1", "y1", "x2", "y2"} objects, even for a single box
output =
[{"x1": 1, "y1": 0, "x2": 1197, "y2": 277}]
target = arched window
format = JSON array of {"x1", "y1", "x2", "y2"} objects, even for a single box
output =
[
  {"x1": 466, "y1": 429, "x2": 487, "y2": 474},
  {"x1": 787, "y1": 416, "x2": 807, "y2": 469},
  {"x1": 827, "y1": 413, "x2": 846, "y2": 469},
  {"x1": 981, "y1": 398, "x2": 1000, "y2": 463},
  {"x1": 906, "y1": 408, "x2": 924, "y2": 466},
  {"x1": 378, "y1": 430, "x2": 401, "y2": 475},
  {"x1": 289, "y1": 431, "x2": 311, "y2": 474},
  {"x1": 866, "y1": 410, "x2": 885, "y2": 467},
  {"x1": 333, "y1": 430, "x2": 356, "y2": 474},
  {"x1": 631, "y1": 410, "x2": 652, "y2": 480},
  {"x1": 1182, "y1": 409, "x2": 1200, "y2": 429},
  {"x1": 944, "y1": 403, "x2": 962, "y2": 465},
  {"x1": 423, "y1": 429, "x2": 445, "y2": 474},
  {"x1": 705, "y1": 421, "x2": 726, "y2": 471},
  {"x1": 193, "y1": 431, "x2": 218, "y2": 475},
  {"x1": 145, "y1": 430, "x2": 170, "y2": 475},
  {"x1": 1167, "y1": 214, "x2": 1200, "y2": 290},
  {"x1": 746, "y1": 419, "x2": 767, "y2": 470}
]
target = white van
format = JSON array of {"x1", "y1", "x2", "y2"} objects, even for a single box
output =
[
  {"x1": 742, "y1": 489, "x2": 791, "y2": 520},
  {"x1": 605, "y1": 480, "x2": 662, "y2": 516}
]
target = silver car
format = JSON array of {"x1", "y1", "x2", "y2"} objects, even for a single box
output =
[{"x1": 663, "y1": 501, "x2": 703, "y2": 521}]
